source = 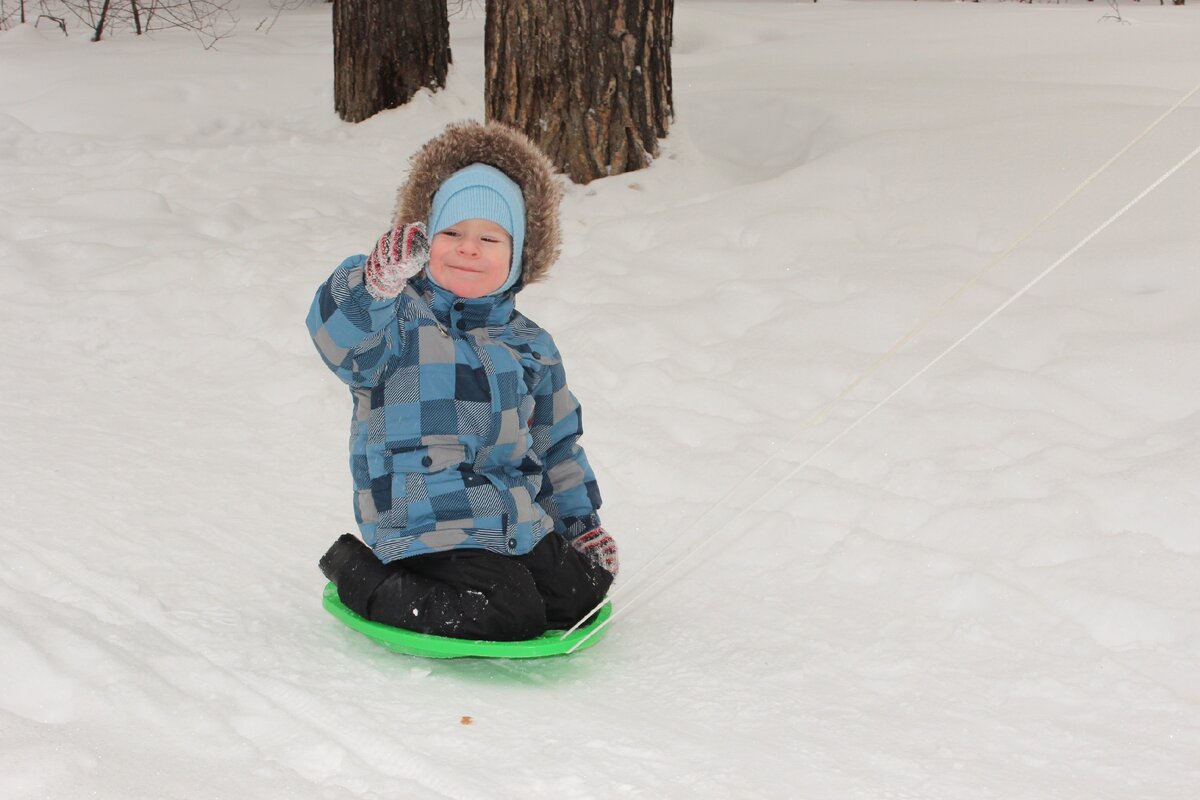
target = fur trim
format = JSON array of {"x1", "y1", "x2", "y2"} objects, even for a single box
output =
[{"x1": 393, "y1": 121, "x2": 563, "y2": 288}]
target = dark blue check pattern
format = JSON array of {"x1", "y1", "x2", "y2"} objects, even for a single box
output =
[{"x1": 307, "y1": 257, "x2": 601, "y2": 562}]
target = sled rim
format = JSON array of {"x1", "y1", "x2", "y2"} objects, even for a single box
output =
[{"x1": 321, "y1": 582, "x2": 612, "y2": 659}]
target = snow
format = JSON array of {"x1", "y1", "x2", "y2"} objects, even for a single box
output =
[{"x1": 2, "y1": 1, "x2": 1199, "y2": 797}]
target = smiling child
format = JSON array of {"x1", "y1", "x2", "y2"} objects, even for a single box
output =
[{"x1": 307, "y1": 122, "x2": 618, "y2": 641}]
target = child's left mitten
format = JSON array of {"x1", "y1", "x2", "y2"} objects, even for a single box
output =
[
  {"x1": 364, "y1": 223, "x2": 430, "y2": 300},
  {"x1": 572, "y1": 527, "x2": 619, "y2": 577}
]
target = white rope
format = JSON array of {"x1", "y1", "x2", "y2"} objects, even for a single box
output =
[
  {"x1": 564, "y1": 86, "x2": 1200, "y2": 651},
  {"x1": 570, "y1": 137, "x2": 1200, "y2": 653}
]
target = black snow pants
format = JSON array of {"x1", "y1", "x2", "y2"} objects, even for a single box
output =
[{"x1": 320, "y1": 533, "x2": 613, "y2": 642}]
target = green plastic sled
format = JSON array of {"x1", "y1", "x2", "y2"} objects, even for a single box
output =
[{"x1": 321, "y1": 582, "x2": 612, "y2": 659}]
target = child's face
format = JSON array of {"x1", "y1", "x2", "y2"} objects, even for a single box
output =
[{"x1": 428, "y1": 218, "x2": 513, "y2": 298}]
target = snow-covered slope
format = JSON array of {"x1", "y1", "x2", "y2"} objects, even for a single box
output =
[{"x1": 1, "y1": 2, "x2": 1197, "y2": 797}]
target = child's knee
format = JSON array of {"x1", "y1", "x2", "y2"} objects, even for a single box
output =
[
  {"x1": 558, "y1": 570, "x2": 613, "y2": 625},
  {"x1": 478, "y1": 580, "x2": 547, "y2": 641}
]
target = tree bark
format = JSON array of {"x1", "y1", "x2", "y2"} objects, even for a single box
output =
[
  {"x1": 333, "y1": 0, "x2": 452, "y2": 124},
  {"x1": 485, "y1": 0, "x2": 674, "y2": 184}
]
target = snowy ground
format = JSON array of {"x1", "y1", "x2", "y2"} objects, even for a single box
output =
[{"x1": 2, "y1": 1, "x2": 1199, "y2": 797}]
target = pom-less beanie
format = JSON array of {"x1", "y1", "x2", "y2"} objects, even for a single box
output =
[{"x1": 428, "y1": 163, "x2": 526, "y2": 295}]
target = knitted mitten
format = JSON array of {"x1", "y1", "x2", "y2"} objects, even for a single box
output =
[
  {"x1": 571, "y1": 527, "x2": 619, "y2": 577},
  {"x1": 364, "y1": 223, "x2": 430, "y2": 300}
]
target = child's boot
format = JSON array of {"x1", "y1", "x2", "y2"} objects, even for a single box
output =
[{"x1": 318, "y1": 534, "x2": 393, "y2": 619}]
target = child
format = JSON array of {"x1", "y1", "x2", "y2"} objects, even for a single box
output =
[{"x1": 308, "y1": 122, "x2": 618, "y2": 642}]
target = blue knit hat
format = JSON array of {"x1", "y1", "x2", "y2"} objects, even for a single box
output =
[{"x1": 428, "y1": 163, "x2": 526, "y2": 294}]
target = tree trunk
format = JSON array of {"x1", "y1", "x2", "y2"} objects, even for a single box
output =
[
  {"x1": 333, "y1": 0, "x2": 452, "y2": 124},
  {"x1": 92, "y1": 0, "x2": 113, "y2": 41},
  {"x1": 485, "y1": 0, "x2": 674, "y2": 184}
]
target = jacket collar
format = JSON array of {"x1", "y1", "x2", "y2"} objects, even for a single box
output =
[{"x1": 412, "y1": 274, "x2": 516, "y2": 333}]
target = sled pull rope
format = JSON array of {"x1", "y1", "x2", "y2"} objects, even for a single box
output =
[
  {"x1": 564, "y1": 80, "x2": 1200, "y2": 650},
  {"x1": 570, "y1": 136, "x2": 1200, "y2": 653}
]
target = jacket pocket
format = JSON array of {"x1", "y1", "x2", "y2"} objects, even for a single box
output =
[{"x1": 386, "y1": 442, "x2": 467, "y2": 474}]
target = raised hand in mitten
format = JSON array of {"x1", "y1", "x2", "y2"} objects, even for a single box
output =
[
  {"x1": 364, "y1": 223, "x2": 430, "y2": 300},
  {"x1": 572, "y1": 527, "x2": 619, "y2": 577}
]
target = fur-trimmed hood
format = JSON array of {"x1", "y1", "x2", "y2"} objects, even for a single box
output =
[{"x1": 392, "y1": 121, "x2": 563, "y2": 289}]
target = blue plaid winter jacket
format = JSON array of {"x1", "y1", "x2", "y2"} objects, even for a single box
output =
[{"x1": 307, "y1": 256, "x2": 602, "y2": 562}]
